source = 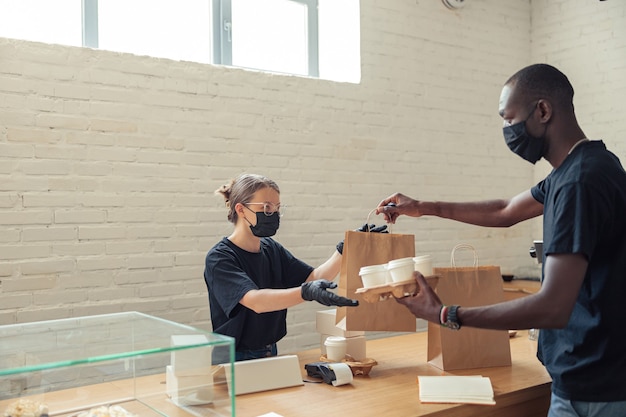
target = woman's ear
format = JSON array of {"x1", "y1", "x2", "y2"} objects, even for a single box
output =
[{"x1": 234, "y1": 202, "x2": 245, "y2": 217}]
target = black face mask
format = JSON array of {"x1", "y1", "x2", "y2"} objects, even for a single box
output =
[
  {"x1": 245, "y1": 209, "x2": 280, "y2": 237},
  {"x1": 503, "y1": 103, "x2": 548, "y2": 164}
]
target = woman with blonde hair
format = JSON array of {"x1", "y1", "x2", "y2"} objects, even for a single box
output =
[{"x1": 204, "y1": 173, "x2": 366, "y2": 361}]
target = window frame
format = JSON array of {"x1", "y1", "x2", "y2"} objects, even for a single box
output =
[
  {"x1": 211, "y1": 0, "x2": 319, "y2": 77},
  {"x1": 82, "y1": 0, "x2": 99, "y2": 48},
  {"x1": 42, "y1": 0, "x2": 323, "y2": 78}
]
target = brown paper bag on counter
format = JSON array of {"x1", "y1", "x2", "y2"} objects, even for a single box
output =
[
  {"x1": 335, "y1": 230, "x2": 417, "y2": 332},
  {"x1": 428, "y1": 244, "x2": 512, "y2": 371}
]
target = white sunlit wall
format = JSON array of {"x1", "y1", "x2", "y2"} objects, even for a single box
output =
[{"x1": 0, "y1": 0, "x2": 624, "y2": 354}]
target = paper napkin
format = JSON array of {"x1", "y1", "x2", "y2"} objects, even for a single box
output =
[{"x1": 418, "y1": 375, "x2": 495, "y2": 405}]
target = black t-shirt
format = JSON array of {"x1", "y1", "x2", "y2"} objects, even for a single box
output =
[
  {"x1": 530, "y1": 140, "x2": 626, "y2": 402},
  {"x1": 203, "y1": 237, "x2": 314, "y2": 351}
]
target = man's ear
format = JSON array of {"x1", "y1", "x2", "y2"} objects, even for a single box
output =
[{"x1": 537, "y1": 99, "x2": 553, "y2": 123}]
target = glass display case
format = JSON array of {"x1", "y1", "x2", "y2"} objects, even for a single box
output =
[{"x1": 0, "y1": 312, "x2": 235, "y2": 417}]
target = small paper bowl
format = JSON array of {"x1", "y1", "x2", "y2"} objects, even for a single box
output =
[{"x1": 319, "y1": 354, "x2": 378, "y2": 376}]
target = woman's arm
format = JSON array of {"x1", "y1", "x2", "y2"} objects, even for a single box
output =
[
  {"x1": 306, "y1": 250, "x2": 342, "y2": 282},
  {"x1": 240, "y1": 250, "x2": 349, "y2": 313},
  {"x1": 239, "y1": 287, "x2": 304, "y2": 314}
]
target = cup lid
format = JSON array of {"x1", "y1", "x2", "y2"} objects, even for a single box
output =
[
  {"x1": 324, "y1": 336, "x2": 347, "y2": 345},
  {"x1": 359, "y1": 264, "x2": 387, "y2": 274},
  {"x1": 387, "y1": 257, "x2": 415, "y2": 267}
]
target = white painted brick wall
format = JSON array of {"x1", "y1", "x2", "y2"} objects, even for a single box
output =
[{"x1": 0, "y1": 0, "x2": 624, "y2": 355}]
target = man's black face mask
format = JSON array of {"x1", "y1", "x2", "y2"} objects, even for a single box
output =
[{"x1": 503, "y1": 102, "x2": 548, "y2": 164}]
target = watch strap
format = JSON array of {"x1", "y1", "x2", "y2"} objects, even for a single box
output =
[{"x1": 443, "y1": 305, "x2": 461, "y2": 330}]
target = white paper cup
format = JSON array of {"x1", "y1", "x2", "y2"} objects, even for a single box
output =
[
  {"x1": 359, "y1": 264, "x2": 389, "y2": 287},
  {"x1": 324, "y1": 336, "x2": 347, "y2": 361},
  {"x1": 387, "y1": 257, "x2": 415, "y2": 283},
  {"x1": 413, "y1": 255, "x2": 433, "y2": 276}
]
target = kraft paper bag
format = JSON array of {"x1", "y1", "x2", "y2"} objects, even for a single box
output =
[
  {"x1": 428, "y1": 245, "x2": 512, "y2": 371},
  {"x1": 335, "y1": 230, "x2": 417, "y2": 332}
]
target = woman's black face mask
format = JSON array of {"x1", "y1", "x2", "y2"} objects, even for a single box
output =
[
  {"x1": 502, "y1": 102, "x2": 548, "y2": 164},
  {"x1": 244, "y1": 208, "x2": 280, "y2": 237}
]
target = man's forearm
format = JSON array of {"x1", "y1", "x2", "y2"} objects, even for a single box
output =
[{"x1": 419, "y1": 200, "x2": 513, "y2": 227}]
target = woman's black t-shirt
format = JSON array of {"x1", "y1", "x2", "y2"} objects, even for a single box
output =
[{"x1": 204, "y1": 237, "x2": 314, "y2": 351}]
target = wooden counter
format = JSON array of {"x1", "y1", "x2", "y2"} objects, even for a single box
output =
[
  {"x1": 503, "y1": 279, "x2": 541, "y2": 301},
  {"x1": 235, "y1": 330, "x2": 551, "y2": 417},
  {"x1": 1, "y1": 331, "x2": 551, "y2": 417}
]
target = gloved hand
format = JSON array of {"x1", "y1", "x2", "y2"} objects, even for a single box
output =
[
  {"x1": 336, "y1": 223, "x2": 388, "y2": 254},
  {"x1": 301, "y1": 280, "x2": 359, "y2": 307},
  {"x1": 357, "y1": 223, "x2": 389, "y2": 233}
]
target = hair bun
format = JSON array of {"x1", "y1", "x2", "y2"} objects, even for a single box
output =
[{"x1": 215, "y1": 180, "x2": 235, "y2": 205}]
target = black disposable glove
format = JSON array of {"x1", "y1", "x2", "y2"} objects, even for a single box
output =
[
  {"x1": 336, "y1": 223, "x2": 389, "y2": 255},
  {"x1": 305, "y1": 362, "x2": 339, "y2": 385},
  {"x1": 301, "y1": 280, "x2": 359, "y2": 307}
]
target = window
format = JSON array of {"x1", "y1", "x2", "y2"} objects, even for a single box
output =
[
  {"x1": 213, "y1": 0, "x2": 318, "y2": 77},
  {"x1": 0, "y1": 0, "x2": 360, "y2": 83},
  {"x1": 318, "y1": 0, "x2": 360, "y2": 83},
  {"x1": 0, "y1": 0, "x2": 82, "y2": 46},
  {"x1": 95, "y1": 0, "x2": 212, "y2": 63}
]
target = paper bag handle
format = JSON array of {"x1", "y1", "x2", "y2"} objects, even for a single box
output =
[
  {"x1": 451, "y1": 243, "x2": 479, "y2": 267},
  {"x1": 366, "y1": 208, "x2": 394, "y2": 233}
]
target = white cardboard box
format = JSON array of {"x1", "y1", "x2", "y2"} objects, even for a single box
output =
[
  {"x1": 315, "y1": 309, "x2": 365, "y2": 338},
  {"x1": 221, "y1": 355, "x2": 304, "y2": 395},
  {"x1": 170, "y1": 335, "x2": 212, "y2": 376},
  {"x1": 166, "y1": 365, "x2": 214, "y2": 406}
]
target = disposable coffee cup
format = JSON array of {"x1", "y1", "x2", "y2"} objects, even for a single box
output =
[
  {"x1": 324, "y1": 336, "x2": 347, "y2": 361},
  {"x1": 413, "y1": 255, "x2": 433, "y2": 276},
  {"x1": 359, "y1": 264, "x2": 389, "y2": 287},
  {"x1": 387, "y1": 257, "x2": 415, "y2": 283}
]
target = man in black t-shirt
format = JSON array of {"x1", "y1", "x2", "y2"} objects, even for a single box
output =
[{"x1": 376, "y1": 64, "x2": 626, "y2": 416}]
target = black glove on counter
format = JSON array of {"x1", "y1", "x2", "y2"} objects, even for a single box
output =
[
  {"x1": 305, "y1": 362, "x2": 340, "y2": 385},
  {"x1": 336, "y1": 223, "x2": 388, "y2": 255},
  {"x1": 301, "y1": 280, "x2": 359, "y2": 307}
]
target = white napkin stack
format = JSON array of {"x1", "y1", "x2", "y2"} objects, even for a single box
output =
[{"x1": 418, "y1": 375, "x2": 496, "y2": 405}]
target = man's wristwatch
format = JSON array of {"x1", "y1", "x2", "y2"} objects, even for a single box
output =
[{"x1": 443, "y1": 305, "x2": 461, "y2": 330}]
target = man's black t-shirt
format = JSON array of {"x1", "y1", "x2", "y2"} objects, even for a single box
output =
[{"x1": 531, "y1": 140, "x2": 626, "y2": 401}]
